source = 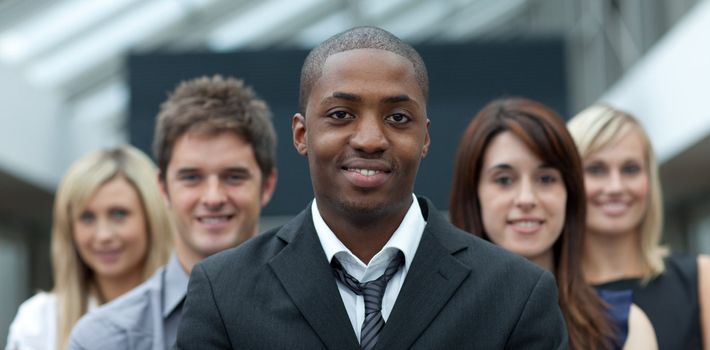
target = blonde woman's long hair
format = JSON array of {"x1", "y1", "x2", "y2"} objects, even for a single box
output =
[
  {"x1": 568, "y1": 104, "x2": 668, "y2": 280},
  {"x1": 51, "y1": 145, "x2": 172, "y2": 349}
]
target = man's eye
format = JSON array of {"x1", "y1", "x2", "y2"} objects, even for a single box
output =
[
  {"x1": 225, "y1": 174, "x2": 247, "y2": 183},
  {"x1": 329, "y1": 111, "x2": 353, "y2": 120},
  {"x1": 179, "y1": 174, "x2": 199, "y2": 182},
  {"x1": 385, "y1": 113, "x2": 410, "y2": 124}
]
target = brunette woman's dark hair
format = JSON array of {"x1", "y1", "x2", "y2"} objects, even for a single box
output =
[{"x1": 450, "y1": 97, "x2": 615, "y2": 349}]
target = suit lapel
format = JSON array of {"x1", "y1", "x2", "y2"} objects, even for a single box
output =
[
  {"x1": 376, "y1": 198, "x2": 471, "y2": 349},
  {"x1": 268, "y1": 208, "x2": 360, "y2": 350}
]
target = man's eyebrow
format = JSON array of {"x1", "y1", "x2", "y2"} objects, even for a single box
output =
[
  {"x1": 223, "y1": 166, "x2": 251, "y2": 174},
  {"x1": 176, "y1": 167, "x2": 199, "y2": 174},
  {"x1": 327, "y1": 92, "x2": 362, "y2": 102},
  {"x1": 175, "y1": 167, "x2": 252, "y2": 176},
  {"x1": 322, "y1": 92, "x2": 419, "y2": 107},
  {"x1": 382, "y1": 95, "x2": 412, "y2": 104}
]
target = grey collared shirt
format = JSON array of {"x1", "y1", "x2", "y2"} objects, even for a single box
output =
[{"x1": 69, "y1": 255, "x2": 189, "y2": 350}]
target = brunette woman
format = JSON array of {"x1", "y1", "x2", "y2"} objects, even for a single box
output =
[{"x1": 450, "y1": 97, "x2": 615, "y2": 349}]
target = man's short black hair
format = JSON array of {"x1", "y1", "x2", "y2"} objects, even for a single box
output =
[{"x1": 299, "y1": 26, "x2": 429, "y2": 114}]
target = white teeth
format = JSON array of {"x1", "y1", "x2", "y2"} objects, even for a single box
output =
[
  {"x1": 602, "y1": 203, "x2": 627, "y2": 211},
  {"x1": 95, "y1": 250, "x2": 120, "y2": 255},
  {"x1": 513, "y1": 221, "x2": 540, "y2": 228},
  {"x1": 200, "y1": 216, "x2": 229, "y2": 224},
  {"x1": 351, "y1": 168, "x2": 381, "y2": 176}
]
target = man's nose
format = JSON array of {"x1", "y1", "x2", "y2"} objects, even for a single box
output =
[
  {"x1": 349, "y1": 116, "x2": 389, "y2": 154},
  {"x1": 201, "y1": 176, "x2": 226, "y2": 209}
]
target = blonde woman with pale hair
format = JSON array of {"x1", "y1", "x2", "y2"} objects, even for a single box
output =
[
  {"x1": 6, "y1": 145, "x2": 172, "y2": 350},
  {"x1": 568, "y1": 104, "x2": 710, "y2": 349}
]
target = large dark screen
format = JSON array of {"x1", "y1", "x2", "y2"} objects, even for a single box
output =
[{"x1": 129, "y1": 40, "x2": 567, "y2": 215}]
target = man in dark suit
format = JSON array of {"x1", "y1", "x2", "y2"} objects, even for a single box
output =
[{"x1": 177, "y1": 26, "x2": 568, "y2": 349}]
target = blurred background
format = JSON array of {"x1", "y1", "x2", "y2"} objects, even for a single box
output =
[{"x1": 1, "y1": 0, "x2": 710, "y2": 345}]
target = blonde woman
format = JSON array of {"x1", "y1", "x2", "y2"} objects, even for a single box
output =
[
  {"x1": 6, "y1": 145, "x2": 172, "y2": 350},
  {"x1": 568, "y1": 105, "x2": 710, "y2": 349}
]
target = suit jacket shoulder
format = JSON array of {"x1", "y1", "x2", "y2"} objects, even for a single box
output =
[
  {"x1": 375, "y1": 197, "x2": 567, "y2": 349},
  {"x1": 69, "y1": 267, "x2": 166, "y2": 350},
  {"x1": 178, "y1": 197, "x2": 568, "y2": 349}
]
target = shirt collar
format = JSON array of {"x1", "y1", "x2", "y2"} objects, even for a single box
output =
[
  {"x1": 312, "y1": 194, "x2": 426, "y2": 272},
  {"x1": 162, "y1": 253, "x2": 189, "y2": 318}
]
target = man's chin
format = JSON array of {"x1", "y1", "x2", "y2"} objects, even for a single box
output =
[
  {"x1": 197, "y1": 245, "x2": 231, "y2": 258},
  {"x1": 194, "y1": 237, "x2": 239, "y2": 258},
  {"x1": 335, "y1": 197, "x2": 390, "y2": 219}
]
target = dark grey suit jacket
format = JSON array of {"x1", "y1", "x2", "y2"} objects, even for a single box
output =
[{"x1": 177, "y1": 197, "x2": 568, "y2": 349}]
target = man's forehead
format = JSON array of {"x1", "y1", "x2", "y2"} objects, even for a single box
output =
[
  {"x1": 313, "y1": 49, "x2": 422, "y2": 96},
  {"x1": 169, "y1": 132, "x2": 256, "y2": 164},
  {"x1": 322, "y1": 48, "x2": 413, "y2": 71}
]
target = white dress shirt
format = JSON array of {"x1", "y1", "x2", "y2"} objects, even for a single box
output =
[
  {"x1": 312, "y1": 194, "x2": 426, "y2": 341},
  {"x1": 6, "y1": 292, "x2": 98, "y2": 350}
]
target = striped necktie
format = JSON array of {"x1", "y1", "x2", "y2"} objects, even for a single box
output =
[{"x1": 331, "y1": 251, "x2": 404, "y2": 350}]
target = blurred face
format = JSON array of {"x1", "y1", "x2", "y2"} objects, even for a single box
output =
[
  {"x1": 293, "y1": 49, "x2": 430, "y2": 222},
  {"x1": 73, "y1": 176, "x2": 148, "y2": 281},
  {"x1": 477, "y1": 132, "x2": 567, "y2": 265},
  {"x1": 162, "y1": 132, "x2": 275, "y2": 260},
  {"x1": 583, "y1": 128, "x2": 649, "y2": 236}
]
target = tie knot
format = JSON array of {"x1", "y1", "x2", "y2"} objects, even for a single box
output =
[
  {"x1": 331, "y1": 251, "x2": 404, "y2": 298},
  {"x1": 331, "y1": 251, "x2": 403, "y2": 350}
]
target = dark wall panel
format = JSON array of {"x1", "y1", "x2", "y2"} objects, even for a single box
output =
[{"x1": 129, "y1": 40, "x2": 567, "y2": 215}]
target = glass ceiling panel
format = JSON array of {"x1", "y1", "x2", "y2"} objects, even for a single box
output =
[
  {"x1": 207, "y1": 0, "x2": 330, "y2": 51},
  {"x1": 382, "y1": 0, "x2": 451, "y2": 40},
  {"x1": 293, "y1": 11, "x2": 352, "y2": 47},
  {"x1": 0, "y1": 0, "x2": 140, "y2": 64},
  {"x1": 25, "y1": 0, "x2": 217, "y2": 88}
]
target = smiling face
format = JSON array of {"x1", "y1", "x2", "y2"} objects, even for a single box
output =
[
  {"x1": 293, "y1": 48, "x2": 430, "y2": 224},
  {"x1": 477, "y1": 131, "x2": 567, "y2": 265},
  {"x1": 583, "y1": 127, "x2": 649, "y2": 237},
  {"x1": 161, "y1": 131, "x2": 276, "y2": 262},
  {"x1": 73, "y1": 176, "x2": 148, "y2": 282}
]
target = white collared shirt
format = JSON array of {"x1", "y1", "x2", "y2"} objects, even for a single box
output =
[
  {"x1": 311, "y1": 194, "x2": 426, "y2": 341},
  {"x1": 7, "y1": 292, "x2": 99, "y2": 350}
]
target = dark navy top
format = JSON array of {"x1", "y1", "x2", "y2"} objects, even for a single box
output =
[
  {"x1": 594, "y1": 255, "x2": 702, "y2": 350},
  {"x1": 596, "y1": 288, "x2": 632, "y2": 349}
]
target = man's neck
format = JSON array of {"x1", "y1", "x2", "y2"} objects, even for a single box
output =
[
  {"x1": 175, "y1": 240, "x2": 202, "y2": 275},
  {"x1": 317, "y1": 198, "x2": 412, "y2": 265}
]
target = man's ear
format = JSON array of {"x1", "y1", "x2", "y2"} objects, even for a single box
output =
[
  {"x1": 157, "y1": 170, "x2": 171, "y2": 208},
  {"x1": 260, "y1": 169, "x2": 278, "y2": 207},
  {"x1": 421, "y1": 118, "x2": 431, "y2": 158},
  {"x1": 292, "y1": 113, "x2": 307, "y2": 156}
]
